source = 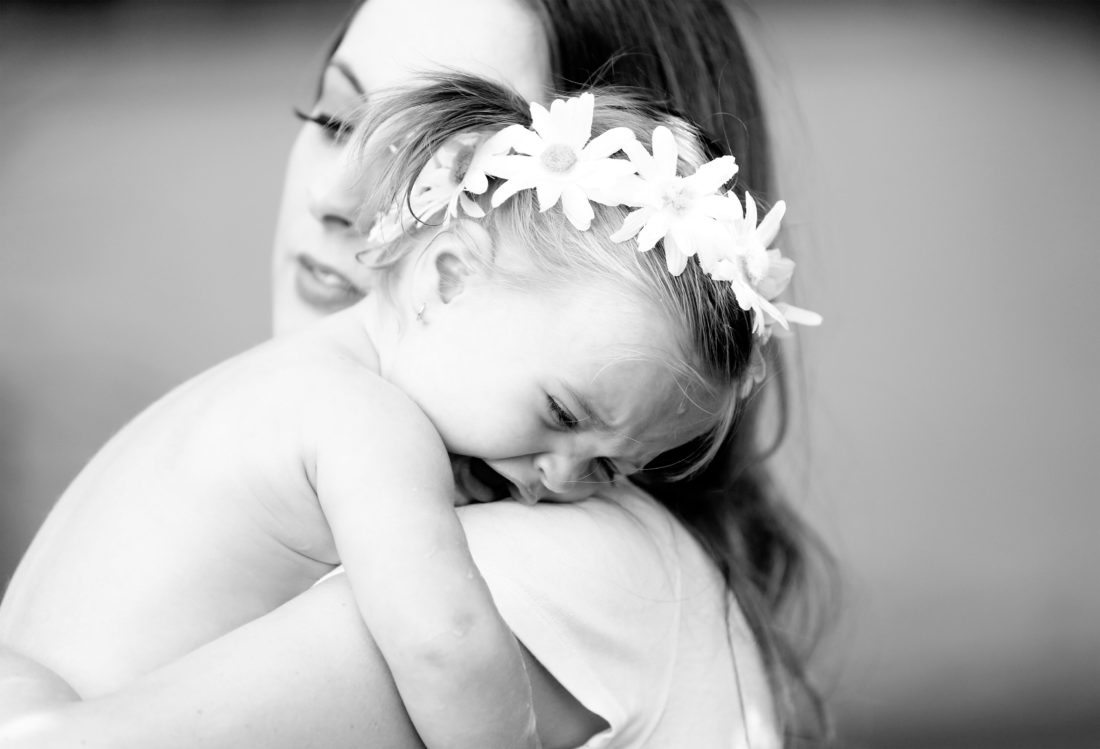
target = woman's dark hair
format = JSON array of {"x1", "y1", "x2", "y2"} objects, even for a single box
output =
[
  {"x1": 531, "y1": 6, "x2": 832, "y2": 742},
  {"x1": 323, "y1": 1, "x2": 831, "y2": 743}
]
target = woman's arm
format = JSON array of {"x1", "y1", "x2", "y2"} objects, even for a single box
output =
[{"x1": 0, "y1": 573, "x2": 605, "y2": 749}]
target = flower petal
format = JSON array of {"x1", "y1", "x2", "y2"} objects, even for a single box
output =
[
  {"x1": 622, "y1": 138, "x2": 659, "y2": 181},
  {"x1": 663, "y1": 235, "x2": 690, "y2": 275},
  {"x1": 723, "y1": 189, "x2": 747, "y2": 221},
  {"x1": 569, "y1": 92, "x2": 596, "y2": 148},
  {"x1": 583, "y1": 127, "x2": 636, "y2": 160},
  {"x1": 729, "y1": 276, "x2": 758, "y2": 313},
  {"x1": 536, "y1": 181, "x2": 564, "y2": 212},
  {"x1": 589, "y1": 174, "x2": 652, "y2": 207},
  {"x1": 757, "y1": 252, "x2": 794, "y2": 299},
  {"x1": 774, "y1": 302, "x2": 822, "y2": 327},
  {"x1": 575, "y1": 159, "x2": 639, "y2": 198},
  {"x1": 755, "y1": 199, "x2": 786, "y2": 247},
  {"x1": 651, "y1": 126, "x2": 679, "y2": 178},
  {"x1": 758, "y1": 295, "x2": 789, "y2": 330},
  {"x1": 693, "y1": 219, "x2": 732, "y2": 271},
  {"x1": 478, "y1": 125, "x2": 521, "y2": 156},
  {"x1": 667, "y1": 220, "x2": 700, "y2": 262},
  {"x1": 744, "y1": 191, "x2": 758, "y2": 227},
  {"x1": 530, "y1": 102, "x2": 555, "y2": 140},
  {"x1": 482, "y1": 153, "x2": 536, "y2": 181},
  {"x1": 490, "y1": 176, "x2": 536, "y2": 207},
  {"x1": 463, "y1": 169, "x2": 489, "y2": 195},
  {"x1": 686, "y1": 155, "x2": 738, "y2": 194},
  {"x1": 458, "y1": 192, "x2": 485, "y2": 218},
  {"x1": 636, "y1": 210, "x2": 672, "y2": 252},
  {"x1": 610, "y1": 207, "x2": 654, "y2": 242},
  {"x1": 487, "y1": 123, "x2": 542, "y2": 156},
  {"x1": 560, "y1": 185, "x2": 595, "y2": 230},
  {"x1": 697, "y1": 193, "x2": 740, "y2": 222}
]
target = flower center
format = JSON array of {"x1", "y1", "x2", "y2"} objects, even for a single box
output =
[
  {"x1": 661, "y1": 181, "x2": 692, "y2": 213},
  {"x1": 450, "y1": 145, "x2": 476, "y2": 184},
  {"x1": 540, "y1": 143, "x2": 578, "y2": 173},
  {"x1": 739, "y1": 246, "x2": 768, "y2": 284}
]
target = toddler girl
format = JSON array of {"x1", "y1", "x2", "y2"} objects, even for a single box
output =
[{"x1": 0, "y1": 75, "x2": 818, "y2": 748}]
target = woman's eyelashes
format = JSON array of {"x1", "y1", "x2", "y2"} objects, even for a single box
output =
[{"x1": 293, "y1": 107, "x2": 352, "y2": 143}]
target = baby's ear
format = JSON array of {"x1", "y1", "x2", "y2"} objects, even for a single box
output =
[
  {"x1": 429, "y1": 221, "x2": 493, "y2": 304},
  {"x1": 435, "y1": 249, "x2": 470, "y2": 304}
]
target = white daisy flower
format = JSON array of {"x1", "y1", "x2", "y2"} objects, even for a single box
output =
[
  {"x1": 363, "y1": 132, "x2": 509, "y2": 246},
  {"x1": 484, "y1": 93, "x2": 638, "y2": 230},
  {"x1": 410, "y1": 131, "x2": 507, "y2": 221},
  {"x1": 706, "y1": 193, "x2": 822, "y2": 336},
  {"x1": 610, "y1": 125, "x2": 739, "y2": 274}
]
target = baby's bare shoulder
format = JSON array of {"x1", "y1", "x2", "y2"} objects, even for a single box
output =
[
  {"x1": 304, "y1": 361, "x2": 442, "y2": 458},
  {"x1": 270, "y1": 322, "x2": 447, "y2": 472}
]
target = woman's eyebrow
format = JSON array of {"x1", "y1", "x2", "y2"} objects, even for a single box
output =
[{"x1": 328, "y1": 58, "x2": 366, "y2": 96}]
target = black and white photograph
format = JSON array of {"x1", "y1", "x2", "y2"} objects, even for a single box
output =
[{"x1": 1, "y1": 1, "x2": 1097, "y2": 746}]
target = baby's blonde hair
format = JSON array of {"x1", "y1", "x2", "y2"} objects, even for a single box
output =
[{"x1": 352, "y1": 74, "x2": 758, "y2": 478}]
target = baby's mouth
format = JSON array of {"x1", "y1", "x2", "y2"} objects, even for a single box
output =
[{"x1": 453, "y1": 457, "x2": 515, "y2": 503}]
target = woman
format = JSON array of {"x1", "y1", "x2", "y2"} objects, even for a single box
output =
[{"x1": 0, "y1": 0, "x2": 825, "y2": 745}]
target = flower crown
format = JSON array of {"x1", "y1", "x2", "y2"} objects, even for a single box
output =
[{"x1": 366, "y1": 91, "x2": 821, "y2": 389}]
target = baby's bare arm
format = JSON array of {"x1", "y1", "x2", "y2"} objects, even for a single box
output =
[{"x1": 310, "y1": 373, "x2": 539, "y2": 749}]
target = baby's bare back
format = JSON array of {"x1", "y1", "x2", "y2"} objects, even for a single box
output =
[{"x1": 0, "y1": 310, "x2": 385, "y2": 697}]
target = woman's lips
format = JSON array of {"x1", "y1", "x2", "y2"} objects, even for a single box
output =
[{"x1": 293, "y1": 254, "x2": 366, "y2": 312}]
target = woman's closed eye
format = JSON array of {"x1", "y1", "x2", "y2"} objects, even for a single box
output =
[{"x1": 293, "y1": 108, "x2": 353, "y2": 144}]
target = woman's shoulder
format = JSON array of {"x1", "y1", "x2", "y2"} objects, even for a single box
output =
[
  {"x1": 458, "y1": 485, "x2": 692, "y2": 617},
  {"x1": 458, "y1": 485, "x2": 779, "y2": 748},
  {"x1": 461, "y1": 481, "x2": 683, "y2": 553}
]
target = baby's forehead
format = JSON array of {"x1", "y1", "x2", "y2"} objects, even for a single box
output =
[{"x1": 579, "y1": 354, "x2": 722, "y2": 457}]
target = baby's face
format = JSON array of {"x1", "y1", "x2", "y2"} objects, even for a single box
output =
[{"x1": 388, "y1": 269, "x2": 718, "y2": 505}]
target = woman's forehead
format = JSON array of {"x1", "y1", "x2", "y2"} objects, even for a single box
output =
[{"x1": 336, "y1": 0, "x2": 550, "y2": 104}]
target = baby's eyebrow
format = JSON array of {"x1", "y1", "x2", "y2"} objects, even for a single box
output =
[{"x1": 565, "y1": 385, "x2": 611, "y2": 432}]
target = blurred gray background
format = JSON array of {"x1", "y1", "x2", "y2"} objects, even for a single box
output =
[{"x1": 1, "y1": 1, "x2": 1098, "y2": 747}]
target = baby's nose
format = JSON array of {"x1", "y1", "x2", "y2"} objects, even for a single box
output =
[{"x1": 535, "y1": 453, "x2": 601, "y2": 497}]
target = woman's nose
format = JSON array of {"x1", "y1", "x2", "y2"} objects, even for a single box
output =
[{"x1": 307, "y1": 153, "x2": 363, "y2": 229}]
